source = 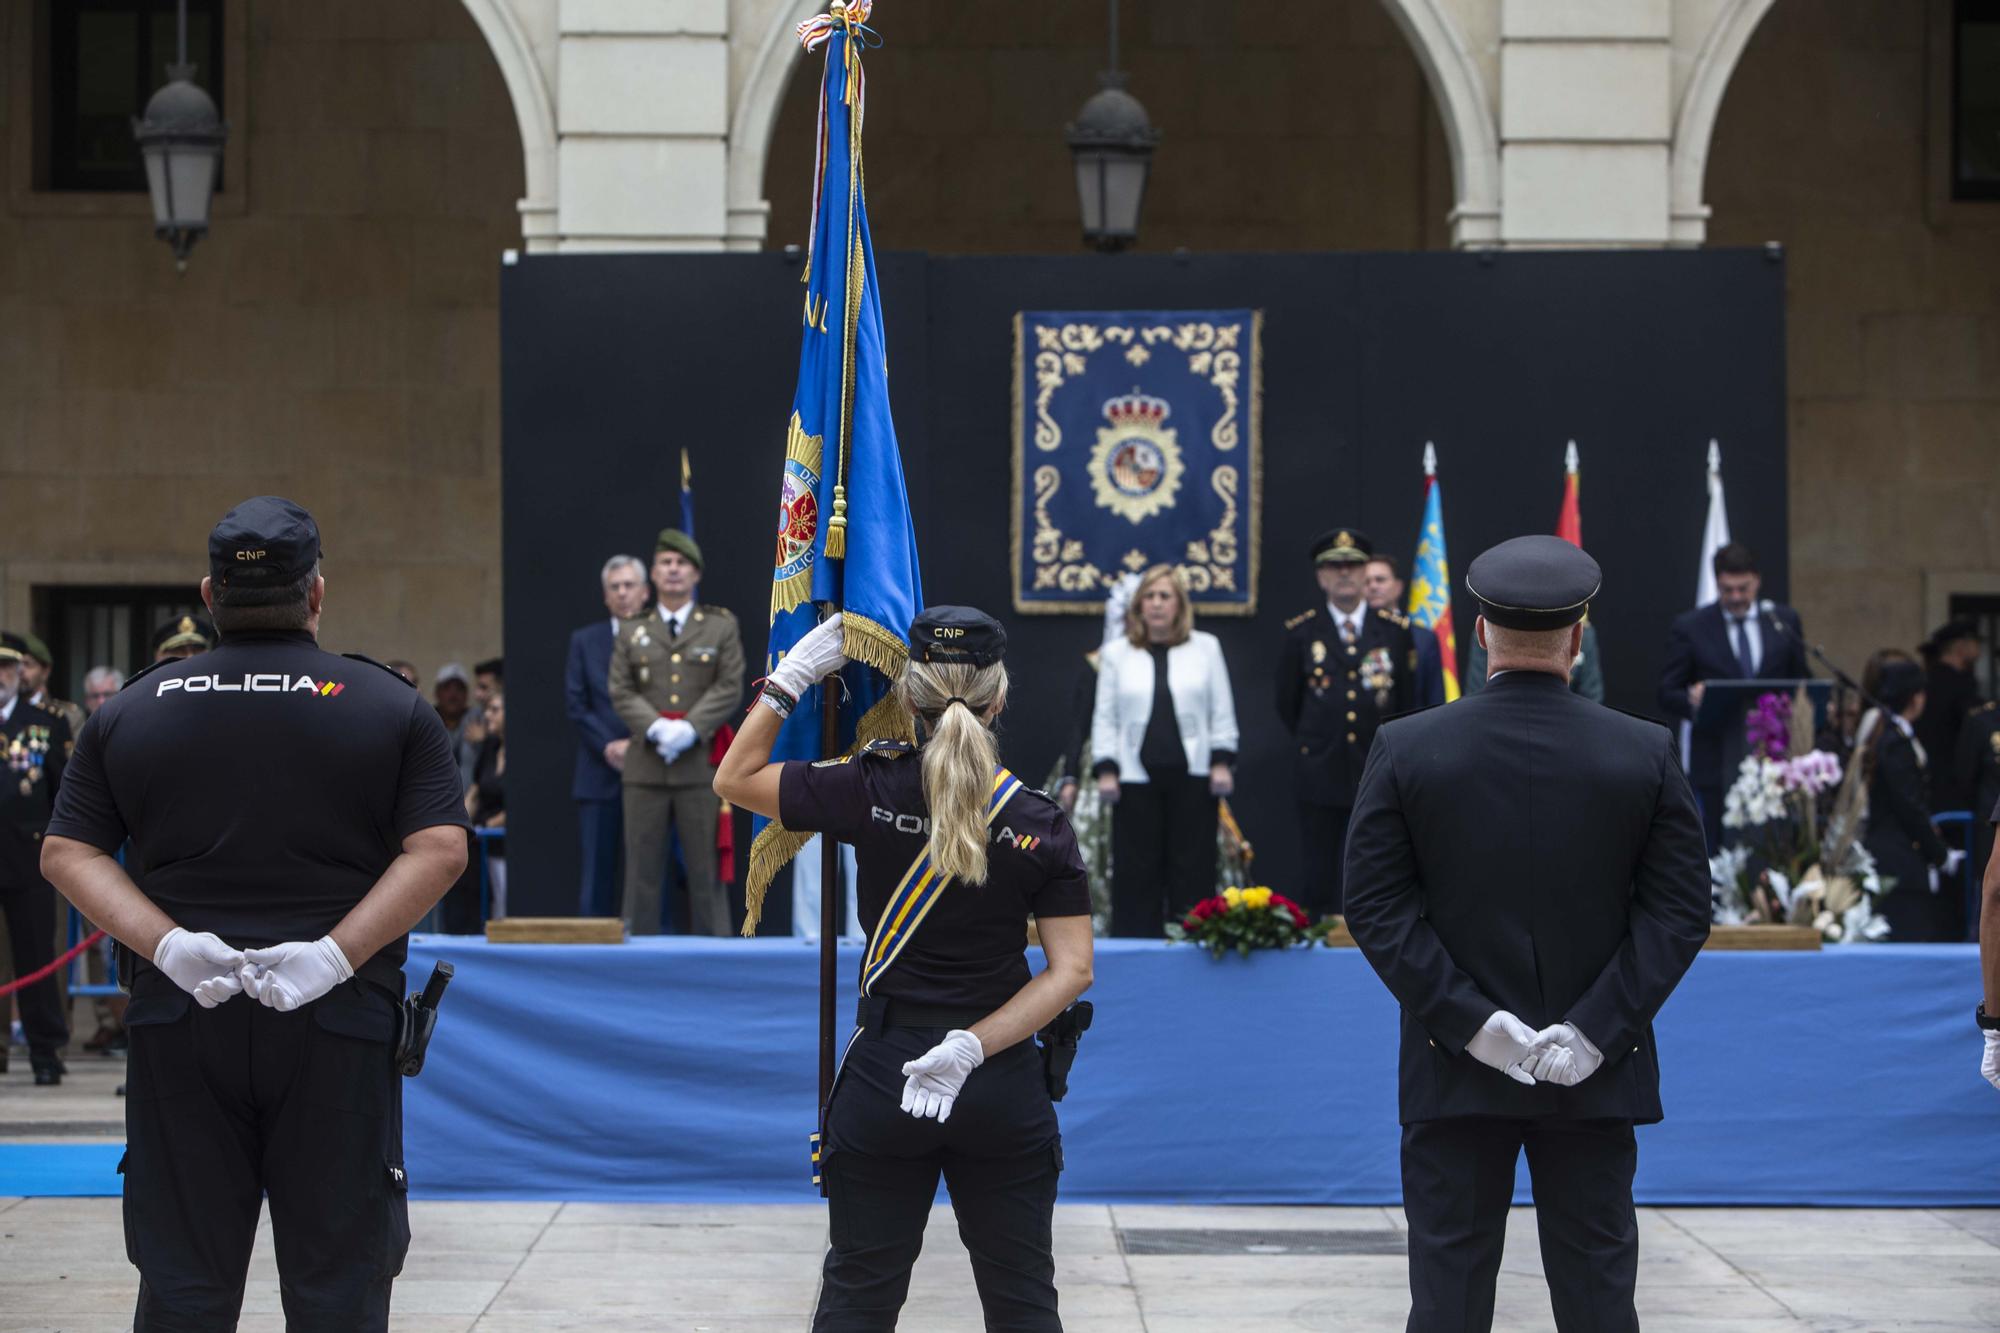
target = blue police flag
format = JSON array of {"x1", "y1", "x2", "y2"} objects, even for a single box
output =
[{"x1": 744, "y1": 0, "x2": 923, "y2": 933}]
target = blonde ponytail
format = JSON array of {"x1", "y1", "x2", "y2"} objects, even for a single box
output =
[{"x1": 897, "y1": 657, "x2": 1009, "y2": 885}]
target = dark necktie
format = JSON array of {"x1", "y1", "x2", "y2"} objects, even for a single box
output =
[
  {"x1": 1730, "y1": 616, "x2": 1752, "y2": 677},
  {"x1": 1338, "y1": 615, "x2": 1356, "y2": 647}
]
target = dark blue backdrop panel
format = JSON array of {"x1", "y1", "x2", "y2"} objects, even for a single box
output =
[
  {"x1": 402, "y1": 939, "x2": 1996, "y2": 1206},
  {"x1": 502, "y1": 251, "x2": 1787, "y2": 916}
]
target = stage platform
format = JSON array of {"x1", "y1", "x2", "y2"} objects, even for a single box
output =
[{"x1": 373, "y1": 937, "x2": 1996, "y2": 1208}]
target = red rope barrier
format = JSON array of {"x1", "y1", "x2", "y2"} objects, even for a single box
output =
[{"x1": 0, "y1": 929, "x2": 105, "y2": 997}]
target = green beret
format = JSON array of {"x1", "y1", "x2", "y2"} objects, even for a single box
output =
[
  {"x1": 655, "y1": 528, "x2": 703, "y2": 571},
  {"x1": 17, "y1": 631, "x2": 52, "y2": 666}
]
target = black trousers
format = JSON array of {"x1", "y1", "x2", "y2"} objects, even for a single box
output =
[
  {"x1": 1296, "y1": 802, "x2": 1350, "y2": 918},
  {"x1": 815, "y1": 1025, "x2": 1064, "y2": 1331},
  {"x1": 1110, "y1": 774, "x2": 1217, "y2": 937},
  {"x1": 121, "y1": 970, "x2": 410, "y2": 1332},
  {"x1": 1401, "y1": 1116, "x2": 1639, "y2": 1333},
  {"x1": 0, "y1": 840, "x2": 69, "y2": 1065},
  {"x1": 576, "y1": 796, "x2": 623, "y2": 917},
  {"x1": 1693, "y1": 782, "x2": 1724, "y2": 855}
]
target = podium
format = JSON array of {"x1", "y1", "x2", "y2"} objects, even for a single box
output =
[{"x1": 1693, "y1": 678, "x2": 1835, "y2": 785}]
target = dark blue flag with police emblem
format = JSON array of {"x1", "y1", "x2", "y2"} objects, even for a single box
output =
[
  {"x1": 744, "y1": 1, "x2": 923, "y2": 935},
  {"x1": 1013, "y1": 310, "x2": 1263, "y2": 615}
]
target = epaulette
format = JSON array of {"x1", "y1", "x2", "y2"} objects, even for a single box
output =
[
  {"x1": 1972, "y1": 700, "x2": 1997, "y2": 716},
  {"x1": 1284, "y1": 608, "x2": 1317, "y2": 630},
  {"x1": 118, "y1": 657, "x2": 178, "y2": 691},
  {"x1": 1374, "y1": 606, "x2": 1411, "y2": 629},
  {"x1": 810, "y1": 754, "x2": 852, "y2": 768},
  {"x1": 343, "y1": 653, "x2": 415, "y2": 687},
  {"x1": 692, "y1": 605, "x2": 736, "y2": 622},
  {"x1": 859, "y1": 738, "x2": 916, "y2": 759}
]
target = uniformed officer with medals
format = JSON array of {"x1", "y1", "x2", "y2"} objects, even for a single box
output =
[
  {"x1": 1343, "y1": 535, "x2": 1712, "y2": 1333},
  {"x1": 715, "y1": 606, "x2": 1094, "y2": 1332},
  {"x1": 0, "y1": 631, "x2": 73, "y2": 1084},
  {"x1": 41, "y1": 497, "x2": 471, "y2": 1331},
  {"x1": 1276, "y1": 528, "x2": 1417, "y2": 917}
]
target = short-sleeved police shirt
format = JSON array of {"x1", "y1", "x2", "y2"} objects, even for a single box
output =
[
  {"x1": 779, "y1": 746, "x2": 1091, "y2": 1010},
  {"x1": 47, "y1": 629, "x2": 470, "y2": 966}
]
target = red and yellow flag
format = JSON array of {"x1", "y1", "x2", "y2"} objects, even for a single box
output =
[{"x1": 1557, "y1": 440, "x2": 1582, "y2": 547}]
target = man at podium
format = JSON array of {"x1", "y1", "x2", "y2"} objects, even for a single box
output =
[{"x1": 1657, "y1": 542, "x2": 1811, "y2": 850}]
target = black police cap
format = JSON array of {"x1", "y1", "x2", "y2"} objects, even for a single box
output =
[
  {"x1": 1465, "y1": 535, "x2": 1601, "y2": 631},
  {"x1": 0, "y1": 631, "x2": 26, "y2": 664},
  {"x1": 210, "y1": 496, "x2": 322, "y2": 594},
  {"x1": 910, "y1": 606, "x2": 1006, "y2": 668},
  {"x1": 152, "y1": 614, "x2": 215, "y2": 656},
  {"x1": 1311, "y1": 527, "x2": 1373, "y2": 566}
]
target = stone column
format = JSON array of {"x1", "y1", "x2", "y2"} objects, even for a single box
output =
[
  {"x1": 1497, "y1": 0, "x2": 1673, "y2": 247},
  {"x1": 554, "y1": 0, "x2": 732, "y2": 251}
]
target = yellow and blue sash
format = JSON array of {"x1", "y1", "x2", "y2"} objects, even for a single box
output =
[{"x1": 860, "y1": 765, "x2": 1024, "y2": 996}]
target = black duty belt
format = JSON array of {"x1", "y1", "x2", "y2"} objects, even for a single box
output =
[{"x1": 855, "y1": 995, "x2": 987, "y2": 1034}]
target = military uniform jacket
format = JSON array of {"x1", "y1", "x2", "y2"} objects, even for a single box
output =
[
  {"x1": 1863, "y1": 721, "x2": 1950, "y2": 893},
  {"x1": 1955, "y1": 702, "x2": 2000, "y2": 828},
  {"x1": 0, "y1": 699, "x2": 71, "y2": 875},
  {"x1": 608, "y1": 603, "x2": 746, "y2": 788},
  {"x1": 1276, "y1": 604, "x2": 1416, "y2": 808},
  {"x1": 1343, "y1": 671, "x2": 1712, "y2": 1125}
]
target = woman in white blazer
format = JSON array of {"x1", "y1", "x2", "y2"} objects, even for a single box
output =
[{"x1": 1091, "y1": 566, "x2": 1240, "y2": 935}]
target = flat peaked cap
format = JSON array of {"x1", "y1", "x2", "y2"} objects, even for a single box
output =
[
  {"x1": 910, "y1": 606, "x2": 1006, "y2": 667},
  {"x1": 1311, "y1": 528, "x2": 1373, "y2": 565},
  {"x1": 1465, "y1": 535, "x2": 1601, "y2": 631}
]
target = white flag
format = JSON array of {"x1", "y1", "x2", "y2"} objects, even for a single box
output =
[{"x1": 1695, "y1": 440, "x2": 1730, "y2": 608}]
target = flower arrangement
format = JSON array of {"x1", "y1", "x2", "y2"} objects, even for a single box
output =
[
  {"x1": 1166, "y1": 885, "x2": 1312, "y2": 958},
  {"x1": 1710, "y1": 687, "x2": 1889, "y2": 943}
]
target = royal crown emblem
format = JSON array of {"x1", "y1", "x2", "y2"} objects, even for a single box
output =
[{"x1": 1087, "y1": 388, "x2": 1184, "y2": 525}]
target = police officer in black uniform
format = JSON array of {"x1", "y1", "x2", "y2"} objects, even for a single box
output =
[
  {"x1": 0, "y1": 631, "x2": 73, "y2": 1084},
  {"x1": 41, "y1": 497, "x2": 470, "y2": 1332},
  {"x1": 1343, "y1": 535, "x2": 1712, "y2": 1333},
  {"x1": 715, "y1": 606, "x2": 1094, "y2": 1332},
  {"x1": 1276, "y1": 528, "x2": 1416, "y2": 917}
]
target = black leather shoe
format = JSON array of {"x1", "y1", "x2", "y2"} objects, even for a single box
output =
[
  {"x1": 32, "y1": 1066, "x2": 61, "y2": 1086},
  {"x1": 0, "y1": 1048, "x2": 9, "y2": 1075}
]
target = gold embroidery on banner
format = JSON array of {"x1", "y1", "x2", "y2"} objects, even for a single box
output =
[{"x1": 1011, "y1": 312, "x2": 1264, "y2": 616}]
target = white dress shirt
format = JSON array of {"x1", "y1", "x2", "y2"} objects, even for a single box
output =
[
  {"x1": 1328, "y1": 601, "x2": 1368, "y2": 643},
  {"x1": 658, "y1": 601, "x2": 695, "y2": 636}
]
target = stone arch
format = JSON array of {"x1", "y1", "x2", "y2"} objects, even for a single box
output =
[
  {"x1": 726, "y1": 0, "x2": 820, "y2": 251},
  {"x1": 1378, "y1": 0, "x2": 1502, "y2": 248},
  {"x1": 459, "y1": 0, "x2": 559, "y2": 250},
  {"x1": 1669, "y1": 0, "x2": 1779, "y2": 245}
]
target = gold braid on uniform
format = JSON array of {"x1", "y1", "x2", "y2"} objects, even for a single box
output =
[{"x1": 739, "y1": 637, "x2": 918, "y2": 937}]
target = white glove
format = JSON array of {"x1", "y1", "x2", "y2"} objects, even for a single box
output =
[
  {"x1": 1944, "y1": 848, "x2": 1967, "y2": 879},
  {"x1": 238, "y1": 937, "x2": 354, "y2": 1013},
  {"x1": 900, "y1": 1029, "x2": 985, "y2": 1122},
  {"x1": 1983, "y1": 1030, "x2": 2000, "y2": 1093},
  {"x1": 153, "y1": 927, "x2": 248, "y2": 1009},
  {"x1": 769, "y1": 613, "x2": 848, "y2": 701},
  {"x1": 1464, "y1": 1010, "x2": 1541, "y2": 1086},
  {"x1": 645, "y1": 717, "x2": 698, "y2": 763},
  {"x1": 1520, "y1": 1022, "x2": 1604, "y2": 1087}
]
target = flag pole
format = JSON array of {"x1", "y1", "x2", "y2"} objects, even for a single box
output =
[{"x1": 818, "y1": 681, "x2": 840, "y2": 1105}]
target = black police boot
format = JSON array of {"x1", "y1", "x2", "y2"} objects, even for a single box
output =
[{"x1": 31, "y1": 1052, "x2": 65, "y2": 1086}]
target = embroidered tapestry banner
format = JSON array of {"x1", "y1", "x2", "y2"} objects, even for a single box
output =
[{"x1": 1012, "y1": 309, "x2": 1262, "y2": 615}]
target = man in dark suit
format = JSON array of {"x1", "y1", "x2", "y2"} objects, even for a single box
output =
[
  {"x1": 566, "y1": 556, "x2": 650, "y2": 916},
  {"x1": 1656, "y1": 542, "x2": 1811, "y2": 850},
  {"x1": 1919, "y1": 618, "x2": 1986, "y2": 814},
  {"x1": 0, "y1": 632, "x2": 74, "y2": 1084},
  {"x1": 1277, "y1": 528, "x2": 1417, "y2": 918},
  {"x1": 1345, "y1": 536, "x2": 1712, "y2": 1333},
  {"x1": 1365, "y1": 554, "x2": 1446, "y2": 708}
]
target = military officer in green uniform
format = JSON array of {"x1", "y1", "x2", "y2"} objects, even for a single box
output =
[
  {"x1": 1276, "y1": 528, "x2": 1416, "y2": 919},
  {"x1": 14, "y1": 633, "x2": 86, "y2": 741},
  {"x1": 609, "y1": 528, "x2": 746, "y2": 935}
]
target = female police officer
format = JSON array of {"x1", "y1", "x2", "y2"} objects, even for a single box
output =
[{"x1": 715, "y1": 606, "x2": 1094, "y2": 1332}]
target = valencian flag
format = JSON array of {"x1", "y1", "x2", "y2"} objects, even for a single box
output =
[
  {"x1": 1557, "y1": 440, "x2": 1582, "y2": 547},
  {"x1": 743, "y1": 0, "x2": 923, "y2": 933},
  {"x1": 1407, "y1": 442, "x2": 1460, "y2": 702}
]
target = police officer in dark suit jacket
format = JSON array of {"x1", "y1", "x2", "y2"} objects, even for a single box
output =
[
  {"x1": 1865, "y1": 661, "x2": 1963, "y2": 941},
  {"x1": 1656, "y1": 542, "x2": 1810, "y2": 851},
  {"x1": 566, "y1": 555, "x2": 650, "y2": 916},
  {"x1": 1277, "y1": 528, "x2": 1416, "y2": 918},
  {"x1": 0, "y1": 632, "x2": 73, "y2": 1083},
  {"x1": 1345, "y1": 536, "x2": 1712, "y2": 1333}
]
